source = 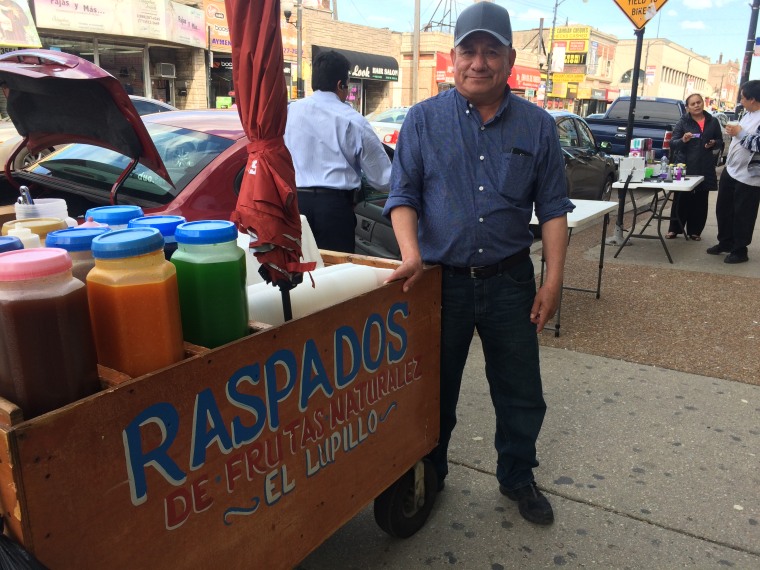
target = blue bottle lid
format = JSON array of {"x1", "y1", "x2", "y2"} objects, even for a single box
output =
[
  {"x1": 175, "y1": 220, "x2": 238, "y2": 245},
  {"x1": 85, "y1": 205, "x2": 144, "y2": 226},
  {"x1": 91, "y1": 228, "x2": 164, "y2": 259},
  {"x1": 0, "y1": 236, "x2": 24, "y2": 253},
  {"x1": 128, "y1": 215, "x2": 187, "y2": 238},
  {"x1": 45, "y1": 227, "x2": 111, "y2": 251}
]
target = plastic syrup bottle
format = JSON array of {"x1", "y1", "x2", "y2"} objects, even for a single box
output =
[
  {"x1": 128, "y1": 215, "x2": 186, "y2": 261},
  {"x1": 171, "y1": 220, "x2": 249, "y2": 348},
  {"x1": 45, "y1": 227, "x2": 111, "y2": 282},
  {"x1": 0, "y1": 248, "x2": 100, "y2": 418},
  {"x1": 87, "y1": 228, "x2": 184, "y2": 377}
]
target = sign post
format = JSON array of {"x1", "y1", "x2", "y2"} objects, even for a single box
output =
[{"x1": 606, "y1": 0, "x2": 669, "y2": 247}]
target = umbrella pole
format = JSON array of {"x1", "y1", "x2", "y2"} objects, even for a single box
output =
[{"x1": 280, "y1": 287, "x2": 293, "y2": 322}]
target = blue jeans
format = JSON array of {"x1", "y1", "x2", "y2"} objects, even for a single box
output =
[{"x1": 427, "y1": 257, "x2": 547, "y2": 491}]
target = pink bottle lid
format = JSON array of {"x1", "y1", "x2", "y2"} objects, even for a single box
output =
[
  {"x1": 79, "y1": 216, "x2": 108, "y2": 228},
  {"x1": 0, "y1": 248, "x2": 73, "y2": 281}
]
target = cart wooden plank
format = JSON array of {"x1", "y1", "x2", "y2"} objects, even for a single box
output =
[{"x1": 0, "y1": 259, "x2": 441, "y2": 569}]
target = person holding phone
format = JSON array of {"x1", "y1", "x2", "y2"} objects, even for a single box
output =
[
  {"x1": 666, "y1": 93, "x2": 723, "y2": 241},
  {"x1": 285, "y1": 50, "x2": 391, "y2": 253}
]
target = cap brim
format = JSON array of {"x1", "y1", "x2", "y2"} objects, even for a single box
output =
[{"x1": 454, "y1": 29, "x2": 511, "y2": 47}]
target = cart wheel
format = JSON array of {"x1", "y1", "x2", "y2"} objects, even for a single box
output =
[{"x1": 373, "y1": 458, "x2": 437, "y2": 538}]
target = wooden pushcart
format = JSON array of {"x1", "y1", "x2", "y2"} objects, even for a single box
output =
[{"x1": 0, "y1": 253, "x2": 441, "y2": 569}]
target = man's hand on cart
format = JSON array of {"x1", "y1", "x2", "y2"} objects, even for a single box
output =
[{"x1": 384, "y1": 257, "x2": 424, "y2": 292}]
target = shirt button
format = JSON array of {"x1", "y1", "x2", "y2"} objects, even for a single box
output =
[
  {"x1": 478, "y1": 217, "x2": 484, "y2": 223},
  {"x1": 478, "y1": 185, "x2": 484, "y2": 191},
  {"x1": 479, "y1": 155, "x2": 485, "y2": 161},
  {"x1": 478, "y1": 248, "x2": 483, "y2": 253},
  {"x1": 465, "y1": 110, "x2": 470, "y2": 115},
  {"x1": 480, "y1": 126, "x2": 485, "y2": 131}
]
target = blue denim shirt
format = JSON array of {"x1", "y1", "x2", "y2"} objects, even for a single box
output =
[{"x1": 384, "y1": 88, "x2": 574, "y2": 267}]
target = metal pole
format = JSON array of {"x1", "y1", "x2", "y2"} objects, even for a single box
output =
[
  {"x1": 543, "y1": 0, "x2": 560, "y2": 110},
  {"x1": 607, "y1": 27, "x2": 645, "y2": 247},
  {"x1": 738, "y1": 0, "x2": 760, "y2": 103},
  {"x1": 412, "y1": 0, "x2": 420, "y2": 104},
  {"x1": 297, "y1": 0, "x2": 304, "y2": 99},
  {"x1": 682, "y1": 57, "x2": 691, "y2": 100}
]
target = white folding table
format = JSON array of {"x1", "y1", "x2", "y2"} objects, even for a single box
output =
[
  {"x1": 532, "y1": 199, "x2": 619, "y2": 337},
  {"x1": 611, "y1": 175, "x2": 704, "y2": 263}
]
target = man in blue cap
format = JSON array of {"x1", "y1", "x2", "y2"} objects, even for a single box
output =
[{"x1": 383, "y1": 1, "x2": 573, "y2": 525}]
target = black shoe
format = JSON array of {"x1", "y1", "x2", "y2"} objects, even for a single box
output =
[
  {"x1": 724, "y1": 252, "x2": 749, "y2": 264},
  {"x1": 706, "y1": 244, "x2": 731, "y2": 255},
  {"x1": 499, "y1": 482, "x2": 554, "y2": 526}
]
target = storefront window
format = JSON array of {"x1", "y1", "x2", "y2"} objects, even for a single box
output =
[
  {"x1": 39, "y1": 36, "x2": 146, "y2": 96},
  {"x1": 346, "y1": 80, "x2": 362, "y2": 113}
]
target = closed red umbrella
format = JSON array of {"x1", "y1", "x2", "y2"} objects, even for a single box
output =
[{"x1": 224, "y1": 0, "x2": 315, "y2": 320}]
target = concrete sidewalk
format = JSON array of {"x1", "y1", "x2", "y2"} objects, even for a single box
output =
[{"x1": 300, "y1": 344, "x2": 760, "y2": 569}]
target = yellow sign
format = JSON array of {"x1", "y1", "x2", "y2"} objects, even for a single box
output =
[
  {"x1": 552, "y1": 73, "x2": 586, "y2": 83},
  {"x1": 613, "y1": 0, "x2": 669, "y2": 30},
  {"x1": 553, "y1": 26, "x2": 591, "y2": 40}
]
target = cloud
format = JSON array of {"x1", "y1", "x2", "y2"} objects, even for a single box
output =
[
  {"x1": 688, "y1": 0, "x2": 713, "y2": 8},
  {"x1": 681, "y1": 21, "x2": 707, "y2": 30},
  {"x1": 666, "y1": 10, "x2": 678, "y2": 17},
  {"x1": 511, "y1": 8, "x2": 550, "y2": 23}
]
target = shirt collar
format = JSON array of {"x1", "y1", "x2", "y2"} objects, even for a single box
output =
[{"x1": 453, "y1": 86, "x2": 512, "y2": 123}]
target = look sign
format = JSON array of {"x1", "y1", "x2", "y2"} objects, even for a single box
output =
[{"x1": 613, "y1": 0, "x2": 669, "y2": 29}]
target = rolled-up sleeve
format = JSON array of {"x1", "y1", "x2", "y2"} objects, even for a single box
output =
[
  {"x1": 533, "y1": 114, "x2": 575, "y2": 224},
  {"x1": 383, "y1": 107, "x2": 424, "y2": 218}
]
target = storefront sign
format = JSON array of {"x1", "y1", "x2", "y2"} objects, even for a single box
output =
[
  {"x1": 567, "y1": 40, "x2": 588, "y2": 53},
  {"x1": 553, "y1": 73, "x2": 585, "y2": 83},
  {"x1": 0, "y1": 0, "x2": 41, "y2": 48},
  {"x1": 34, "y1": 0, "x2": 204, "y2": 48},
  {"x1": 552, "y1": 26, "x2": 591, "y2": 40},
  {"x1": 205, "y1": 1, "x2": 230, "y2": 51},
  {"x1": 313, "y1": 45, "x2": 399, "y2": 82},
  {"x1": 577, "y1": 87, "x2": 591, "y2": 99},
  {"x1": 591, "y1": 88, "x2": 606, "y2": 100},
  {"x1": 435, "y1": 52, "x2": 454, "y2": 83},
  {"x1": 606, "y1": 88, "x2": 620, "y2": 101},
  {"x1": 508, "y1": 65, "x2": 541, "y2": 90},
  {"x1": 564, "y1": 53, "x2": 586, "y2": 65}
]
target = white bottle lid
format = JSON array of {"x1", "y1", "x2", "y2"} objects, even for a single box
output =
[{"x1": 7, "y1": 227, "x2": 42, "y2": 248}]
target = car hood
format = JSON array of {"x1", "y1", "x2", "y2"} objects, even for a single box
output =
[{"x1": 0, "y1": 49, "x2": 172, "y2": 185}]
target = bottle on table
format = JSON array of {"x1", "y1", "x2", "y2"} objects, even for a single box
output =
[
  {"x1": 45, "y1": 227, "x2": 111, "y2": 282},
  {"x1": 171, "y1": 220, "x2": 249, "y2": 348},
  {"x1": 128, "y1": 215, "x2": 186, "y2": 260},
  {"x1": 87, "y1": 228, "x2": 184, "y2": 378},
  {"x1": 84, "y1": 205, "x2": 144, "y2": 230},
  {"x1": 0, "y1": 248, "x2": 100, "y2": 418},
  {"x1": 0, "y1": 236, "x2": 23, "y2": 253}
]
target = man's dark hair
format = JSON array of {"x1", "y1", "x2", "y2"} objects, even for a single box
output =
[
  {"x1": 312, "y1": 50, "x2": 350, "y2": 92},
  {"x1": 740, "y1": 80, "x2": 760, "y2": 102}
]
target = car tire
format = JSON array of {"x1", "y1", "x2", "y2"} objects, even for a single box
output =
[
  {"x1": 14, "y1": 147, "x2": 53, "y2": 170},
  {"x1": 598, "y1": 175, "x2": 613, "y2": 201}
]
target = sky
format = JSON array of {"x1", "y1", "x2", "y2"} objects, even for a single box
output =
[{"x1": 335, "y1": 0, "x2": 758, "y2": 78}]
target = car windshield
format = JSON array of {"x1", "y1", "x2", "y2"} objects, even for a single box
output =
[
  {"x1": 366, "y1": 108, "x2": 408, "y2": 123},
  {"x1": 27, "y1": 122, "x2": 234, "y2": 205}
]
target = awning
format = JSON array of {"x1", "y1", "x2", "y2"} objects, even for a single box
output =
[
  {"x1": 312, "y1": 45, "x2": 399, "y2": 82},
  {"x1": 507, "y1": 65, "x2": 541, "y2": 91}
]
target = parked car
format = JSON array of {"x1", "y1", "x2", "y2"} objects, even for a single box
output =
[
  {"x1": 585, "y1": 112, "x2": 605, "y2": 120},
  {"x1": 366, "y1": 106, "x2": 409, "y2": 148},
  {"x1": 0, "y1": 50, "x2": 245, "y2": 219},
  {"x1": 354, "y1": 111, "x2": 616, "y2": 258},
  {"x1": 0, "y1": 94, "x2": 177, "y2": 172},
  {"x1": 584, "y1": 96, "x2": 687, "y2": 160}
]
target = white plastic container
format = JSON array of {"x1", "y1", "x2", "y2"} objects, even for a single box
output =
[
  {"x1": 6, "y1": 227, "x2": 41, "y2": 249},
  {"x1": 15, "y1": 198, "x2": 77, "y2": 228}
]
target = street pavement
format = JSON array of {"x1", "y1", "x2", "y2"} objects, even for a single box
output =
[
  {"x1": 300, "y1": 187, "x2": 760, "y2": 569},
  {"x1": 300, "y1": 345, "x2": 759, "y2": 569}
]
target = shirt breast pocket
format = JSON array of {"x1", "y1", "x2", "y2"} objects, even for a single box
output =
[{"x1": 497, "y1": 152, "x2": 535, "y2": 201}]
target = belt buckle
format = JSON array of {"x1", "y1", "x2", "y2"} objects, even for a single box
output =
[{"x1": 469, "y1": 265, "x2": 484, "y2": 278}]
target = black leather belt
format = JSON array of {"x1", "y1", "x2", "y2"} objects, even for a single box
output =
[
  {"x1": 297, "y1": 187, "x2": 353, "y2": 194},
  {"x1": 441, "y1": 248, "x2": 530, "y2": 279}
]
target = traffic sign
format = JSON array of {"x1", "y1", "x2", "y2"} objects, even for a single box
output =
[{"x1": 613, "y1": 0, "x2": 669, "y2": 30}]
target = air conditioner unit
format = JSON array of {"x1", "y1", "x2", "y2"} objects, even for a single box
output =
[{"x1": 154, "y1": 62, "x2": 176, "y2": 78}]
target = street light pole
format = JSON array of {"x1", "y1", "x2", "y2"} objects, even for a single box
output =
[
  {"x1": 296, "y1": 0, "x2": 303, "y2": 99},
  {"x1": 682, "y1": 56, "x2": 692, "y2": 100},
  {"x1": 542, "y1": 0, "x2": 561, "y2": 109}
]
